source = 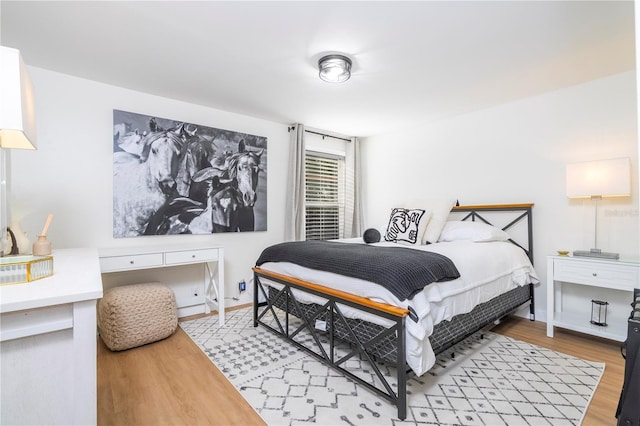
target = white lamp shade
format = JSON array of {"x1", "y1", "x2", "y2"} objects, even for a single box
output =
[
  {"x1": 0, "y1": 46, "x2": 37, "y2": 150},
  {"x1": 566, "y1": 157, "x2": 631, "y2": 198}
]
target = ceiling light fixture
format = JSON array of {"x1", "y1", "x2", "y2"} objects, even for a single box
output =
[{"x1": 318, "y1": 54, "x2": 352, "y2": 83}]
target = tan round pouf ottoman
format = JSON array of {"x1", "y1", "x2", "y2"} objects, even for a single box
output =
[{"x1": 98, "y1": 282, "x2": 178, "y2": 351}]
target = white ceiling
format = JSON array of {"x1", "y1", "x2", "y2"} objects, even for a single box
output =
[{"x1": 0, "y1": 1, "x2": 635, "y2": 137}]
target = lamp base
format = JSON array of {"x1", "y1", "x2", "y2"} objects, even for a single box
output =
[{"x1": 573, "y1": 248, "x2": 620, "y2": 259}]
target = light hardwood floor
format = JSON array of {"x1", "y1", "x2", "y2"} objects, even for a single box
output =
[
  {"x1": 98, "y1": 307, "x2": 265, "y2": 426},
  {"x1": 98, "y1": 308, "x2": 624, "y2": 426}
]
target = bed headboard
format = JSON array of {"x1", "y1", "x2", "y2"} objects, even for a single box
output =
[{"x1": 450, "y1": 203, "x2": 534, "y2": 265}]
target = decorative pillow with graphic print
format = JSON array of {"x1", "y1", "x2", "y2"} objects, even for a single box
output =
[{"x1": 384, "y1": 208, "x2": 431, "y2": 245}]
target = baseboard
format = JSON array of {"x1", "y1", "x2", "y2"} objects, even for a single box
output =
[{"x1": 177, "y1": 304, "x2": 206, "y2": 318}]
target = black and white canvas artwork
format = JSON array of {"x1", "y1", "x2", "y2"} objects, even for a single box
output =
[{"x1": 112, "y1": 109, "x2": 267, "y2": 238}]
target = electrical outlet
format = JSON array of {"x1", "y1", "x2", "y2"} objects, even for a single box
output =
[
  {"x1": 192, "y1": 286, "x2": 199, "y2": 297},
  {"x1": 239, "y1": 280, "x2": 246, "y2": 292}
]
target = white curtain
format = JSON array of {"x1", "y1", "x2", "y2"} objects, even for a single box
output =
[
  {"x1": 284, "y1": 124, "x2": 306, "y2": 241},
  {"x1": 344, "y1": 137, "x2": 364, "y2": 238}
]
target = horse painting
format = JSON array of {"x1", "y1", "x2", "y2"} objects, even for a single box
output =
[{"x1": 113, "y1": 109, "x2": 267, "y2": 236}]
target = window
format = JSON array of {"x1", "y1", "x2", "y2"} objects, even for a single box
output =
[{"x1": 305, "y1": 152, "x2": 345, "y2": 240}]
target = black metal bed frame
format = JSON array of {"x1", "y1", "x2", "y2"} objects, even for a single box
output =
[
  {"x1": 253, "y1": 203, "x2": 535, "y2": 420},
  {"x1": 253, "y1": 270, "x2": 409, "y2": 418},
  {"x1": 451, "y1": 203, "x2": 534, "y2": 265}
]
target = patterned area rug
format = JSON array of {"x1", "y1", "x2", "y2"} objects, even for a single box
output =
[{"x1": 180, "y1": 308, "x2": 604, "y2": 426}]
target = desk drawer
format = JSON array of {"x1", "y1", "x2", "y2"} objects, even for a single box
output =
[
  {"x1": 164, "y1": 248, "x2": 219, "y2": 265},
  {"x1": 1, "y1": 304, "x2": 73, "y2": 342},
  {"x1": 100, "y1": 253, "x2": 164, "y2": 272},
  {"x1": 555, "y1": 259, "x2": 639, "y2": 290}
]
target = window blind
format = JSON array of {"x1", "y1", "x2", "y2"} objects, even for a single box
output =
[{"x1": 305, "y1": 153, "x2": 344, "y2": 240}]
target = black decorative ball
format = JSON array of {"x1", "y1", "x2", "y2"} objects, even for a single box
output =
[{"x1": 363, "y1": 228, "x2": 381, "y2": 244}]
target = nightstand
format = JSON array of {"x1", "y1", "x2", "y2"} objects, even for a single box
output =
[{"x1": 547, "y1": 255, "x2": 639, "y2": 341}]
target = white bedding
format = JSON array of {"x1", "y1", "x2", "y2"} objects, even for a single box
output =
[{"x1": 258, "y1": 239, "x2": 539, "y2": 376}]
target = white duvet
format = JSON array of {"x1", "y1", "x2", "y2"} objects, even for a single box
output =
[{"x1": 258, "y1": 239, "x2": 539, "y2": 376}]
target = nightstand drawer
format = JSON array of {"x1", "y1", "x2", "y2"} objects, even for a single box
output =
[{"x1": 554, "y1": 259, "x2": 639, "y2": 290}]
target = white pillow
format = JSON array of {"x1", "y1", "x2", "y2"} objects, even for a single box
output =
[
  {"x1": 406, "y1": 198, "x2": 457, "y2": 244},
  {"x1": 383, "y1": 208, "x2": 431, "y2": 245},
  {"x1": 438, "y1": 220, "x2": 510, "y2": 242}
]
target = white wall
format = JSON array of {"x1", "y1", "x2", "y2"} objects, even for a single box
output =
[
  {"x1": 7, "y1": 66, "x2": 638, "y2": 321},
  {"x1": 8, "y1": 67, "x2": 289, "y2": 312},
  {"x1": 361, "y1": 71, "x2": 639, "y2": 320}
]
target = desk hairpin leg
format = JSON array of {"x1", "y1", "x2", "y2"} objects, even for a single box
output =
[{"x1": 204, "y1": 261, "x2": 225, "y2": 326}]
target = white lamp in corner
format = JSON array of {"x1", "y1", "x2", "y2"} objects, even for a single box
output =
[
  {"x1": 1, "y1": 46, "x2": 37, "y2": 149},
  {"x1": 566, "y1": 157, "x2": 631, "y2": 259},
  {"x1": 0, "y1": 46, "x2": 38, "y2": 256}
]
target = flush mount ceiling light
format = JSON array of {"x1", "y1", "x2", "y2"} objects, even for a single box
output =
[{"x1": 318, "y1": 54, "x2": 352, "y2": 83}]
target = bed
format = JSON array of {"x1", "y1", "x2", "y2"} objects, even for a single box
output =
[{"x1": 252, "y1": 203, "x2": 538, "y2": 420}]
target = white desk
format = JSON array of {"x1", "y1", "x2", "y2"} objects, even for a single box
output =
[
  {"x1": 547, "y1": 255, "x2": 639, "y2": 342},
  {"x1": 99, "y1": 244, "x2": 225, "y2": 324},
  {"x1": 0, "y1": 248, "x2": 103, "y2": 425}
]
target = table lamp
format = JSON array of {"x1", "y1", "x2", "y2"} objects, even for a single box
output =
[
  {"x1": 566, "y1": 157, "x2": 631, "y2": 259},
  {"x1": 0, "y1": 46, "x2": 38, "y2": 256}
]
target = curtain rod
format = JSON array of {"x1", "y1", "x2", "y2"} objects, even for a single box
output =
[{"x1": 288, "y1": 126, "x2": 351, "y2": 142}]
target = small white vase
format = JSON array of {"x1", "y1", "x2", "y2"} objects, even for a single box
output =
[{"x1": 9, "y1": 221, "x2": 31, "y2": 254}]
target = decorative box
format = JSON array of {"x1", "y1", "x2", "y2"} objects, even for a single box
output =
[{"x1": 0, "y1": 255, "x2": 54, "y2": 285}]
